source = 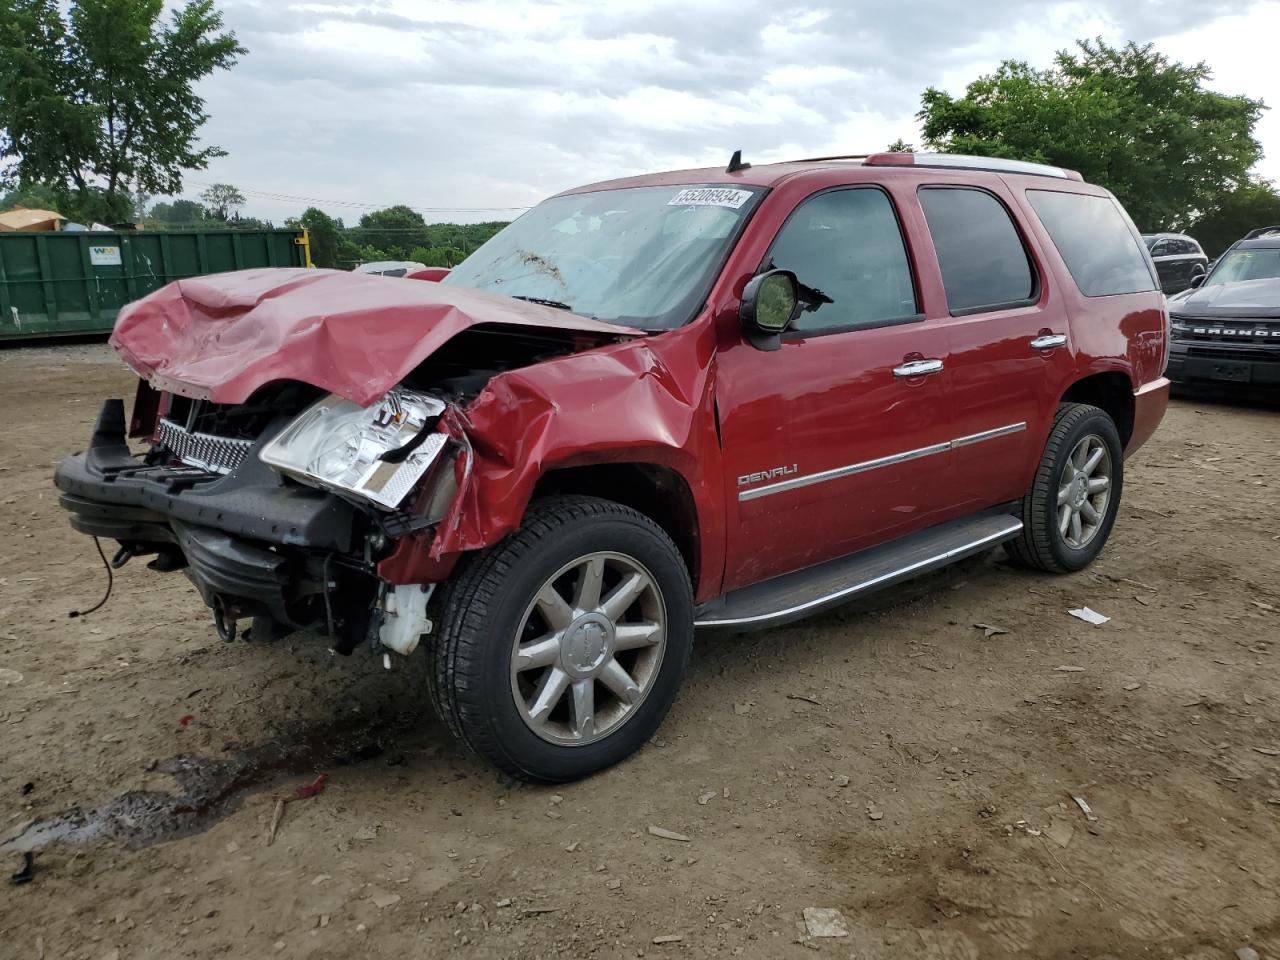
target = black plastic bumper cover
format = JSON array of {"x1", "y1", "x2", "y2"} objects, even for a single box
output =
[
  {"x1": 54, "y1": 399, "x2": 358, "y2": 553},
  {"x1": 54, "y1": 400, "x2": 363, "y2": 624},
  {"x1": 1168, "y1": 341, "x2": 1280, "y2": 387}
]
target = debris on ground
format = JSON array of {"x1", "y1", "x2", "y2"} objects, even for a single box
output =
[
  {"x1": 697, "y1": 791, "x2": 716, "y2": 805},
  {"x1": 1043, "y1": 819, "x2": 1074, "y2": 848},
  {"x1": 266, "y1": 799, "x2": 286, "y2": 846},
  {"x1": 293, "y1": 773, "x2": 328, "y2": 800},
  {"x1": 1071, "y1": 795, "x2": 1099, "y2": 822},
  {"x1": 266, "y1": 773, "x2": 331, "y2": 845},
  {"x1": 786, "y1": 693, "x2": 822, "y2": 705},
  {"x1": 1068, "y1": 607, "x2": 1111, "y2": 626},
  {"x1": 652, "y1": 934, "x2": 684, "y2": 944},
  {"x1": 647, "y1": 825, "x2": 690, "y2": 842},
  {"x1": 1253, "y1": 747, "x2": 1280, "y2": 757},
  {"x1": 9, "y1": 851, "x2": 34, "y2": 885},
  {"x1": 1055, "y1": 665, "x2": 1087, "y2": 672},
  {"x1": 368, "y1": 890, "x2": 401, "y2": 909},
  {"x1": 0, "y1": 668, "x2": 22, "y2": 685},
  {"x1": 866, "y1": 803, "x2": 884, "y2": 821},
  {"x1": 802, "y1": 907, "x2": 850, "y2": 938},
  {"x1": 177, "y1": 714, "x2": 195, "y2": 727},
  {"x1": 733, "y1": 702, "x2": 751, "y2": 715},
  {"x1": 1123, "y1": 681, "x2": 1142, "y2": 691},
  {"x1": 1235, "y1": 947, "x2": 1259, "y2": 960},
  {"x1": 833, "y1": 775, "x2": 850, "y2": 788},
  {"x1": 974, "y1": 623, "x2": 1009, "y2": 637}
]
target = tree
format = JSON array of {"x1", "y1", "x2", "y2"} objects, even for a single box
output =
[
  {"x1": 356, "y1": 205, "x2": 429, "y2": 259},
  {"x1": 147, "y1": 198, "x2": 207, "y2": 226},
  {"x1": 0, "y1": 0, "x2": 245, "y2": 223},
  {"x1": 886, "y1": 138, "x2": 915, "y2": 152},
  {"x1": 1189, "y1": 179, "x2": 1280, "y2": 257},
  {"x1": 916, "y1": 40, "x2": 1266, "y2": 230},
  {"x1": 199, "y1": 182, "x2": 244, "y2": 220},
  {"x1": 293, "y1": 207, "x2": 342, "y2": 268}
]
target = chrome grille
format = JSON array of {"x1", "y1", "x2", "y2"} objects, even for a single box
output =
[{"x1": 157, "y1": 418, "x2": 254, "y2": 475}]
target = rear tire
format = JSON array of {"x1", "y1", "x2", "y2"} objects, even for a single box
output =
[
  {"x1": 426, "y1": 496, "x2": 693, "y2": 782},
  {"x1": 1007, "y1": 403, "x2": 1124, "y2": 573}
]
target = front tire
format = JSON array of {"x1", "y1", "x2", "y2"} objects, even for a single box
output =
[
  {"x1": 427, "y1": 496, "x2": 693, "y2": 782},
  {"x1": 1007, "y1": 403, "x2": 1124, "y2": 573}
]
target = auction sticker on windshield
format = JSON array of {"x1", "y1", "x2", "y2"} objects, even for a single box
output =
[{"x1": 668, "y1": 187, "x2": 754, "y2": 208}]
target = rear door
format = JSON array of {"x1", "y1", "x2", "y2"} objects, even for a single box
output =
[
  {"x1": 714, "y1": 185, "x2": 957, "y2": 591},
  {"x1": 915, "y1": 183, "x2": 1075, "y2": 513}
]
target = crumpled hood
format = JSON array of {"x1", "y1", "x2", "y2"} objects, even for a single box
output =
[
  {"x1": 110, "y1": 268, "x2": 639, "y2": 405},
  {"x1": 1169, "y1": 277, "x2": 1280, "y2": 319}
]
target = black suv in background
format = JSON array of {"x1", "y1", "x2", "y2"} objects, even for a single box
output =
[
  {"x1": 1142, "y1": 232, "x2": 1210, "y2": 294},
  {"x1": 1167, "y1": 226, "x2": 1280, "y2": 391}
]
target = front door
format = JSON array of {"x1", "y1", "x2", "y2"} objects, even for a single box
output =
[{"x1": 715, "y1": 186, "x2": 957, "y2": 592}]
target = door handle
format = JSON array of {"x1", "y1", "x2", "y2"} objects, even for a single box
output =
[
  {"x1": 1030, "y1": 333, "x2": 1067, "y2": 350},
  {"x1": 892, "y1": 359, "x2": 944, "y2": 378}
]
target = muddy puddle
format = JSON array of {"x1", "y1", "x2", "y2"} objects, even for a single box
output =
[{"x1": 2, "y1": 709, "x2": 433, "y2": 854}]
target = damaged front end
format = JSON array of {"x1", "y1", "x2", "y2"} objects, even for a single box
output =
[
  {"x1": 54, "y1": 268, "x2": 637, "y2": 655},
  {"x1": 56, "y1": 382, "x2": 458, "y2": 653}
]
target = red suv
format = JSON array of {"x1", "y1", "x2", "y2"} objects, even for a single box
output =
[{"x1": 56, "y1": 152, "x2": 1170, "y2": 781}]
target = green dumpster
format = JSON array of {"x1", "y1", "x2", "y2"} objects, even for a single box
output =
[{"x1": 0, "y1": 228, "x2": 312, "y2": 340}]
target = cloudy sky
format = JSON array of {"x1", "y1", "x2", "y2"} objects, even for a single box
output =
[{"x1": 186, "y1": 0, "x2": 1280, "y2": 224}]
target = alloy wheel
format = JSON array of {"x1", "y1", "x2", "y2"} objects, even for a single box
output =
[
  {"x1": 509, "y1": 551, "x2": 667, "y2": 746},
  {"x1": 1057, "y1": 434, "x2": 1113, "y2": 549}
]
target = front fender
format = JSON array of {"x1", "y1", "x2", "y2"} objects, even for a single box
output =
[{"x1": 377, "y1": 320, "x2": 727, "y2": 602}]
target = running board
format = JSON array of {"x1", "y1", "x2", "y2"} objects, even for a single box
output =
[{"x1": 694, "y1": 513, "x2": 1023, "y2": 631}]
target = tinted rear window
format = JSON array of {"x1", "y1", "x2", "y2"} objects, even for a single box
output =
[
  {"x1": 1027, "y1": 190, "x2": 1156, "y2": 297},
  {"x1": 918, "y1": 187, "x2": 1036, "y2": 314}
]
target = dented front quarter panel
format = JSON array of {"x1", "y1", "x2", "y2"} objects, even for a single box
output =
[{"x1": 377, "y1": 318, "x2": 727, "y2": 603}]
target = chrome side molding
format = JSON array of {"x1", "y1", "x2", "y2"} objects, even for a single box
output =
[{"x1": 738, "y1": 421, "x2": 1027, "y2": 502}]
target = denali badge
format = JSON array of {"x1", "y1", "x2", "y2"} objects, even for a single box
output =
[{"x1": 738, "y1": 464, "x2": 798, "y2": 487}]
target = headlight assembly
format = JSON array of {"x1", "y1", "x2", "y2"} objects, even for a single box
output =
[{"x1": 260, "y1": 387, "x2": 449, "y2": 510}]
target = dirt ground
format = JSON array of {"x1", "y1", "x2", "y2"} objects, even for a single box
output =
[{"x1": 1, "y1": 342, "x2": 1278, "y2": 960}]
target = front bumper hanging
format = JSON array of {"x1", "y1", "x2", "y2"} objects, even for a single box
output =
[{"x1": 54, "y1": 399, "x2": 372, "y2": 638}]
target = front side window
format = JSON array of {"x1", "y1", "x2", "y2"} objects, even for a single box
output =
[
  {"x1": 919, "y1": 187, "x2": 1036, "y2": 314},
  {"x1": 443, "y1": 184, "x2": 763, "y2": 330},
  {"x1": 1205, "y1": 248, "x2": 1280, "y2": 285},
  {"x1": 1026, "y1": 190, "x2": 1157, "y2": 297},
  {"x1": 765, "y1": 188, "x2": 918, "y2": 334}
]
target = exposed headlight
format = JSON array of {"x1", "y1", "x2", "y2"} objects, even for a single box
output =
[{"x1": 260, "y1": 387, "x2": 448, "y2": 510}]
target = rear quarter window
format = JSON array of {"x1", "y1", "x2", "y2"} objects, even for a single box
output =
[{"x1": 1027, "y1": 190, "x2": 1156, "y2": 297}]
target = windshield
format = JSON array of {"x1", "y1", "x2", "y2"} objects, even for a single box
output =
[
  {"x1": 1206, "y1": 248, "x2": 1280, "y2": 286},
  {"x1": 442, "y1": 184, "x2": 763, "y2": 329}
]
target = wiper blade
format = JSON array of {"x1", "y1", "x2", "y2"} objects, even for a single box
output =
[{"x1": 510, "y1": 295, "x2": 573, "y2": 311}]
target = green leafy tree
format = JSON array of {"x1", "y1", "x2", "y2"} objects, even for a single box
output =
[
  {"x1": 917, "y1": 39, "x2": 1265, "y2": 230},
  {"x1": 408, "y1": 245, "x2": 468, "y2": 268},
  {"x1": 199, "y1": 182, "x2": 244, "y2": 220},
  {"x1": 886, "y1": 138, "x2": 914, "y2": 152},
  {"x1": 147, "y1": 197, "x2": 207, "y2": 227},
  {"x1": 0, "y1": 0, "x2": 245, "y2": 223},
  {"x1": 1189, "y1": 179, "x2": 1280, "y2": 257},
  {"x1": 356, "y1": 205, "x2": 429, "y2": 259},
  {"x1": 290, "y1": 207, "x2": 342, "y2": 268}
]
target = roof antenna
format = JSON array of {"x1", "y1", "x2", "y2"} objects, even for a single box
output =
[{"x1": 726, "y1": 149, "x2": 751, "y2": 173}]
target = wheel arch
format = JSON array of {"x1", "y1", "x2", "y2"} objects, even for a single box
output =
[
  {"x1": 1058, "y1": 371, "x2": 1135, "y2": 447},
  {"x1": 530, "y1": 461, "x2": 702, "y2": 591}
]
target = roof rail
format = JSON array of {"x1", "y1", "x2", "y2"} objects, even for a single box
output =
[
  {"x1": 791, "y1": 154, "x2": 871, "y2": 163},
  {"x1": 864, "y1": 152, "x2": 1084, "y2": 182},
  {"x1": 1242, "y1": 224, "x2": 1280, "y2": 240}
]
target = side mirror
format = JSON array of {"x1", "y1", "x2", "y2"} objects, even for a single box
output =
[
  {"x1": 740, "y1": 269, "x2": 800, "y2": 347},
  {"x1": 1189, "y1": 273, "x2": 1205, "y2": 288}
]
